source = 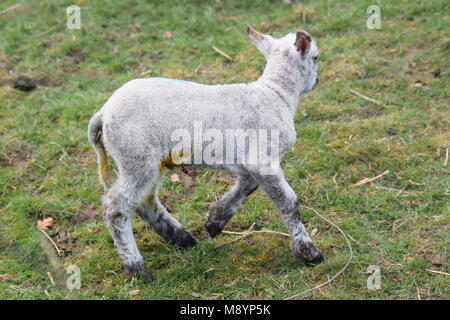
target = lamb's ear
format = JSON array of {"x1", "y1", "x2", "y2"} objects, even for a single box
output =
[
  {"x1": 247, "y1": 24, "x2": 273, "y2": 59},
  {"x1": 295, "y1": 30, "x2": 311, "y2": 57}
]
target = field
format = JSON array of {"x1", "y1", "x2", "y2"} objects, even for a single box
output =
[{"x1": 0, "y1": 0, "x2": 448, "y2": 299}]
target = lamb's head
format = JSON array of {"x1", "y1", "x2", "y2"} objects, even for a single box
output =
[{"x1": 247, "y1": 25, "x2": 319, "y2": 93}]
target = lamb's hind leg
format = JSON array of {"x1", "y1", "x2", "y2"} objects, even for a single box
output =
[
  {"x1": 206, "y1": 173, "x2": 258, "y2": 237},
  {"x1": 245, "y1": 164, "x2": 324, "y2": 264},
  {"x1": 137, "y1": 185, "x2": 197, "y2": 248},
  {"x1": 102, "y1": 168, "x2": 155, "y2": 282}
]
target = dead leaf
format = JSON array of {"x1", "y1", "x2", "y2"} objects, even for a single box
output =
[
  {"x1": 129, "y1": 289, "x2": 140, "y2": 296},
  {"x1": 191, "y1": 292, "x2": 202, "y2": 298},
  {"x1": 37, "y1": 217, "x2": 54, "y2": 231},
  {"x1": 0, "y1": 274, "x2": 13, "y2": 282},
  {"x1": 113, "y1": 47, "x2": 120, "y2": 54},
  {"x1": 381, "y1": 48, "x2": 398, "y2": 54},
  {"x1": 170, "y1": 173, "x2": 180, "y2": 183},
  {"x1": 310, "y1": 228, "x2": 318, "y2": 237}
]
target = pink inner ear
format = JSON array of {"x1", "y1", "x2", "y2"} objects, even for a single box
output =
[
  {"x1": 295, "y1": 32, "x2": 311, "y2": 56},
  {"x1": 298, "y1": 38, "x2": 307, "y2": 53}
]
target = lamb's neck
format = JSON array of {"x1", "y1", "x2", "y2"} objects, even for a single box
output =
[{"x1": 256, "y1": 54, "x2": 305, "y2": 113}]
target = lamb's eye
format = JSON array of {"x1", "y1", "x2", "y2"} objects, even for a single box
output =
[{"x1": 313, "y1": 56, "x2": 319, "y2": 63}]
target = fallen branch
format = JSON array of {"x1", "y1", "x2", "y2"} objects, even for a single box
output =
[
  {"x1": 351, "y1": 170, "x2": 389, "y2": 187},
  {"x1": 212, "y1": 46, "x2": 232, "y2": 61},
  {"x1": 284, "y1": 206, "x2": 353, "y2": 300},
  {"x1": 349, "y1": 89, "x2": 382, "y2": 105}
]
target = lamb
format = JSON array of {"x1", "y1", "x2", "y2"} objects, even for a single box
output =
[{"x1": 88, "y1": 25, "x2": 323, "y2": 281}]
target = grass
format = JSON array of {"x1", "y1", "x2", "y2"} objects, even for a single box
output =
[{"x1": 0, "y1": 0, "x2": 449, "y2": 300}]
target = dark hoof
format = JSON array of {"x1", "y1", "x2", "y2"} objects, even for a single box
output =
[
  {"x1": 137, "y1": 268, "x2": 153, "y2": 283},
  {"x1": 121, "y1": 261, "x2": 153, "y2": 283},
  {"x1": 172, "y1": 229, "x2": 197, "y2": 248},
  {"x1": 292, "y1": 238, "x2": 324, "y2": 265},
  {"x1": 205, "y1": 221, "x2": 223, "y2": 238},
  {"x1": 306, "y1": 251, "x2": 325, "y2": 265}
]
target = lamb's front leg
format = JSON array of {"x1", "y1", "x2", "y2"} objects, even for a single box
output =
[
  {"x1": 137, "y1": 192, "x2": 197, "y2": 248},
  {"x1": 206, "y1": 174, "x2": 258, "y2": 237},
  {"x1": 246, "y1": 166, "x2": 324, "y2": 264}
]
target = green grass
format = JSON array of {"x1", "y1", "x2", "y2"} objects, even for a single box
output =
[{"x1": 0, "y1": 0, "x2": 449, "y2": 299}]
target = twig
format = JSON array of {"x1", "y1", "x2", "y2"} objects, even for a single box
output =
[
  {"x1": 426, "y1": 269, "x2": 450, "y2": 277},
  {"x1": 215, "y1": 223, "x2": 255, "y2": 249},
  {"x1": 0, "y1": 3, "x2": 22, "y2": 15},
  {"x1": 39, "y1": 229, "x2": 63, "y2": 256},
  {"x1": 346, "y1": 233, "x2": 367, "y2": 247},
  {"x1": 372, "y1": 184, "x2": 408, "y2": 197},
  {"x1": 47, "y1": 272, "x2": 56, "y2": 286},
  {"x1": 212, "y1": 46, "x2": 232, "y2": 61},
  {"x1": 351, "y1": 170, "x2": 389, "y2": 187},
  {"x1": 333, "y1": 174, "x2": 338, "y2": 188},
  {"x1": 349, "y1": 89, "x2": 382, "y2": 105},
  {"x1": 408, "y1": 180, "x2": 425, "y2": 186},
  {"x1": 444, "y1": 148, "x2": 449, "y2": 166},
  {"x1": 0, "y1": 203, "x2": 12, "y2": 214},
  {"x1": 284, "y1": 206, "x2": 353, "y2": 300},
  {"x1": 392, "y1": 218, "x2": 410, "y2": 232},
  {"x1": 222, "y1": 229, "x2": 290, "y2": 237},
  {"x1": 414, "y1": 281, "x2": 421, "y2": 300}
]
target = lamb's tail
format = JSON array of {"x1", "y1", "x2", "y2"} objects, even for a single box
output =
[{"x1": 88, "y1": 111, "x2": 110, "y2": 191}]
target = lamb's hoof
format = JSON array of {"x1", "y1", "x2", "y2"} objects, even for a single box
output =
[
  {"x1": 122, "y1": 261, "x2": 153, "y2": 283},
  {"x1": 172, "y1": 229, "x2": 197, "y2": 248},
  {"x1": 205, "y1": 221, "x2": 223, "y2": 238},
  {"x1": 292, "y1": 238, "x2": 324, "y2": 265},
  {"x1": 137, "y1": 268, "x2": 153, "y2": 283}
]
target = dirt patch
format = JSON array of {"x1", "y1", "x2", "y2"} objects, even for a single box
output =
[
  {"x1": 181, "y1": 167, "x2": 196, "y2": 194},
  {"x1": 355, "y1": 105, "x2": 383, "y2": 119},
  {"x1": 422, "y1": 251, "x2": 447, "y2": 268},
  {"x1": 0, "y1": 148, "x2": 30, "y2": 169},
  {"x1": 59, "y1": 48, "x2": 85, "y2": 73},
  {"x1": 160, "y1": 196, "x2": 173, "y2": 213},
  {"x1": 35, "y1": 73, "x2": 64, "y2": 88},
  {"x1": 0, "y1": 54, "x2": 11, "y2": 70},
  {"x1": 54, "y1": 228, "x2": 77, "y2": 256},
  {"x1": 0, "y1": 274, "x2": 14, "y2": 282},
  {"x1": 73, "y1": 206, "x2": 99, "y2": 225}
]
